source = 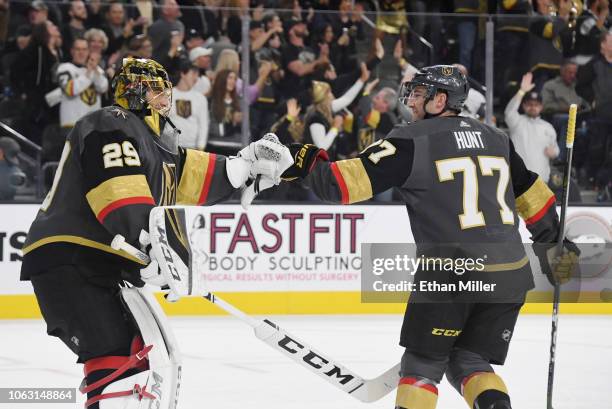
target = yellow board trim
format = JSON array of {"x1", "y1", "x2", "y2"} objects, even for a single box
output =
[
  {"x1": 86, "y1": 175, "x2": 153, "y2": 217},
  {"x1": 335, "y1": 159, "x2": 373, "y2": 204},
  {"x1": 177, "y1": 149, "x2": 210, "y2": 205},
  {"x1": 2, "y1": 292, "x2": 612, "y2": 319},
  {"x1": 463, "y1": 372, "x2": 508, "y2": 409},
  {"x1": 515, "y1": 177, "x2": 555, "y2": 221},
  {"x1": 21, "y1": 234, "x2": 145, "y2": 265}
]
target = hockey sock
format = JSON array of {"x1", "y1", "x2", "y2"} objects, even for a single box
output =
[
  {"x1": 461, "y1": 372, "x2": 511, "y2": 409},
  {"x1": 395, "y1": 376, "x2": 438, "y2": 409}
]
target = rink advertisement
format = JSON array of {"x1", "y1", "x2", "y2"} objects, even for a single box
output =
[{"x1": 0, "y1": 204, "x2": 611, "y2": 317}]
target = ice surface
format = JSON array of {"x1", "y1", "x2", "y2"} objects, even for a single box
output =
[{"x1": 0, "y1": 314, "x2": 610, "y2": 408}]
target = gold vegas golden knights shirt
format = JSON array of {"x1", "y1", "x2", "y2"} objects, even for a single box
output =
[
  {"x1": 21, "y1": 106, "x2": 236, "y2": 284},
  {"x1": 307, "y1": 116, "x2": 562, "y2": 299}
]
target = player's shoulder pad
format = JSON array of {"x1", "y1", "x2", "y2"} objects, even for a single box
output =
[
  {"x1": 73, "y1": 106, "x2": 150, "y2": 146},
  {"x1": 385, "y1": 119, "x2": 444, "y2": 142}
]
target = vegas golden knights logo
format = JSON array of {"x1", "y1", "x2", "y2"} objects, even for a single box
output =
[
  {"x1": 80, "y1": 85, "x2": 98, "y2": 106},
  {"x1": 441, "y1": 66, "x2": 453, "y2": 76},
  {"x1": 358, "y1": 128, "x2": 375, "y2": 152},
  {"x1": 176, "y1": 100, "x2": 192, "y2": 118},
  {"x1": 160, "y1": 163, "x2": 177, "y2": 205}
]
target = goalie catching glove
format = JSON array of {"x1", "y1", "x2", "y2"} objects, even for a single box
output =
[{"x1": 226, "y1": 133, "x2": 294, "y2": 188}]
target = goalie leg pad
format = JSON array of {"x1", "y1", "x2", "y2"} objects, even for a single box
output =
[
  {"x1": 121, "y1": 286, "x2": 182, "y2": 408},
  {"x1": 80, "y1": 286, "x2": 182, "y2": 408}
]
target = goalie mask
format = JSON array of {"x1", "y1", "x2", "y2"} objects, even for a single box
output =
[
  {"x1": 398, "y1": 65, "x2": 469, "y2": 116},
  {"x1": 112, "y1": 58, "x2": 180, "y2": 152}
]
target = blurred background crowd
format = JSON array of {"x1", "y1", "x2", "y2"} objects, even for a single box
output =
[{"x1": 0, "y1": 0, "x2": 610, "y2": 203}]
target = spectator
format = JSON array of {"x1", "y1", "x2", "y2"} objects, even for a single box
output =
[
  {"x1": 224, "y1": 0, "x2": 248, "y2": 46},
  {"x1": 250, "y1": 32, "x2": 284, "y2": 138},
  {"x1": 61, "y1": 0, "x2": 88, "y2": 56},
  {"x1": 102, "y1": 2, "x2": 135, "y2": 56},
  {"x1": 169, "y1": 61, "x2": 209, "y2": 150},
  {"x1": 190, "y1": 46, "x2": 213, "y2": 96},
  {"x1": 0, "y1": 137, "x2": 26, "y2": 201},
  {"x1": 495, "y1": 0, "x2": 532, "y2": 99},
  {"x1": 528, "y1": 0, "x2": 572, "y2": 88},
  {"x1": 250, "y1": 19, "x2": 283, "y2": 53},
  {"x1": 149, "y1": 0, "x2": 184, "y2": 61},
  {"x1": 572, "y1": 0, "x2": 611, "y2": 64},
  {"x1": 454, "y1": 63, "x2": 486, "y2": 120},
  {"x1": 505, "y1": 72, "x2": 559, "y2": 183},
  {"x1": 26, "y1": 0, "x2": 49, "y2": 26},
  {"x1": 0, "y1": 0, "x2": 8, "y2": 45},
  {"x1": 314, "y1": 23, "x2": 353, "y2": 76},
  {"x1": 124, "y1": 34, "x2": 153, "y2": 59},
  {"x1": 214, "y1": 48, "x2": 271, "y2": 105},
  {"x1": 280, "y1": 19, "x2": 328, "y2": 102},
  {"x1": 1, "y1": 26, "x2": 31, "y2": 93},
  {"x1": 453, "y1": 0, "x2": 481, "y2": 76},
  {"x1": 208, "y1": 69, "x2": 242, "y2": 143},
  {"x1": 178, "y1": 0, "x2": 219, "y2": 41},
  {"x1": 184, "y1": 28, "x2": 206, "y2": 51},
  {"x1": 576, "y1": 32, "x2": 612, "y2": 200},
  {"x1": 10, "y1": 20, "x2": 62, "y2": 144},
  {"x1": 84, "y1": 28, "x2": 108, "y2": 63},
  {"x1": 57, "y1": 38, "x2": 108, "y2": 129},
  {"x1": 542, "y1": 59, "x2": 588, "y2": 115},
  {"x1": 355, "y1": 79, "x2": 397, "y2": 152},
  {"x1": 302, "y1": 62, "x2": 369, "y2": 157},
  {"x1": 262, "y1": 11, "x2": 283, "y2": 35},
  {"x1": 542, "y1": 59, "x2": 589, "y2": 159},
  {"x1": 85, "y1": 0, "x2": 104, "y2": 29}
]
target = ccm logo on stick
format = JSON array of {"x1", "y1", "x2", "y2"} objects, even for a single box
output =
[
  {"x1": 156, "y1": 225, "x2": 181, "y2": 281},
  {"x1": 277, "y1": 335, "x2": 355, "y2": 385}
]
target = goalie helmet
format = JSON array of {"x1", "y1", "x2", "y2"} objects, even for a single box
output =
[
  {"x1": 399, "y1": 65, "x2": 469, "y2": 112},
  {"x1": 112, "y1": 58, "x2": 173, "y2": 134}
]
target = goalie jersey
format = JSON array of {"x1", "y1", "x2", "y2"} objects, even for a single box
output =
[
  {"x1": 21, "y1": 106, "x2": 236, "y2": 283},
  {"x1": 307, "y1": 116, "x2": 561, "y2": 298}
]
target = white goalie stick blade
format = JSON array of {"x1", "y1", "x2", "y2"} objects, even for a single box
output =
[{"x1": 202, "y1": 293, "x2": 400, "y2": 402}]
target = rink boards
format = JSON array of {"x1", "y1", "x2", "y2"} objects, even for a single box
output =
[{"x1": 1, "y1": 204, "x2": 611, "y2": 318}]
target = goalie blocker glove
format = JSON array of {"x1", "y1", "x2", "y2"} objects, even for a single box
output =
[{"x1": 281, "y1": 143, "x2": 330, "y2": 180}]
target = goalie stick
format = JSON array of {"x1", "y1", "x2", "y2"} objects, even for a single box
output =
[{"x1": 111, "y1": 234, "x2": 400, "y2": 403}]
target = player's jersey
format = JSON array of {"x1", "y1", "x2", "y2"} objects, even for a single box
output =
[
  {"x1": 21, "y1": 106, "x2": 235, "y2": 283},
  {"x1": 56, "y1": 62, "x2": 108, "y2": 127},
  {"x1": 308, "y1": 116, "x2": 560, "y2": 296}
]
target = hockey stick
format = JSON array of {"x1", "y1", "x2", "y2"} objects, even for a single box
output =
[
  {"x1": 111, "y1": 235, "x2": 400, "y2": 403},
  {"x1": 546, "y1": 104, "x2": 577, "y2": 409}
]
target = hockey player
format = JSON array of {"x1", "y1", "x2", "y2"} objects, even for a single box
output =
[
  {"x1": 20, "y1": 57, "x2": 290, "y2": 408},
  {"x1": 281, "y1": 65, "x2": 578, "y2": 409}
]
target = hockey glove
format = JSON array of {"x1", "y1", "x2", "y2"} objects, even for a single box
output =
[
  {"x1": 281, "y1": 143, "x2": 329, "y2": 181},
  {"x1": 534, "y1": 239, "x2": 581, "y2": 286},
  {"x1": 227, "y1": 133, "x2": 294, "y2": 188}
]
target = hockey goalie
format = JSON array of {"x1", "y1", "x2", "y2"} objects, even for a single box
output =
[{"x1": 19, "y1": 57, "x2": 292, "y2": 408}]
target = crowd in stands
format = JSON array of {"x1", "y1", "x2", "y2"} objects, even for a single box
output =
[{"x1": 0, "y1": 0, "x2": 610, "y2": 203}]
